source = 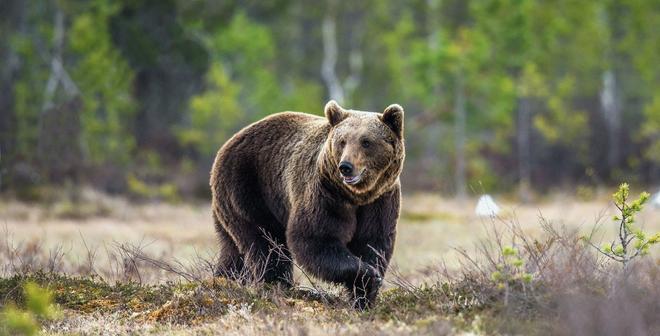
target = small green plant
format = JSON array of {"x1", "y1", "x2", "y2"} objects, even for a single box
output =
[
  {"x1": 586, "y1": 183, "x2": 659, "y2": 270},
  {"x1": 1, "y1": 282, "x2": 60, "y2": 336},
  {"x1": 490, "y1": 245, "x2": 533, "y2": 305}
]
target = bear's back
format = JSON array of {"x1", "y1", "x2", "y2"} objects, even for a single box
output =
[{"x1": 212, "y1": 112, "x2": 331, "y2": 225}]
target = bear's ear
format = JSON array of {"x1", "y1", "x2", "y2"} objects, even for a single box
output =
[
  {"x1": 381, "y1": 104, "x2": 404, "y2": 138},
  {"x1": 324, "y1": 100, "x2": 347, "y2": 126}
]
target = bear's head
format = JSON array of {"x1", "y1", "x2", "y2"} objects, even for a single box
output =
[{"x1": 323, "y1": 100, "x2": 405, "y2": 199}]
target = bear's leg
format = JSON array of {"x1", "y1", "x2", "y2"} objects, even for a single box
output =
[
  {"x1": 348, "y1": 187, "x2": 400, "y2": 308},
  {"x1": 351, "y1": 186, "x2": 400, "y2": 274},
  {"x1": 287, "y1": 209, "x2": 382, "y2": 310},
  {"x1": 214, "y1": 213, "x2": 245, "y2": 279},
  {"x1": 288, "y1": 234, "x2": 381, "y2": 309},
  {"x1": 217, "y1": 204, "x2": 293, "y2": 286},
  {"x1": 242, "y1": 229, "x2": 293, "y2": 288},
  {"x1": 212, "y1": 166, "x2": 293, "y2": 286}
]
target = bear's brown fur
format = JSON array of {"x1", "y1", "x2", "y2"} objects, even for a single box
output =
[{"x1": 210, "y1": 100, "x2": 404, "y2": 309}]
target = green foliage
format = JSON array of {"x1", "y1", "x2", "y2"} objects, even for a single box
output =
[
  {"x1": 10, "y1": 2, "x2": 53, "y2": 161},
  {"x1": 534, "y1": 75, "x2": 589, "y2": 158},
  {"x1": 642, "y1": 95, "x2": 660, "y2": 163},
  {"x1": 1, "y1": 282, "x2": 60, "y2": 336},
  {"x1": 376, "y1": 9, "x2": 422, "y2": 104},
  {"x1": 177, "y1": 11, "x2": 323, "y2": 160},
  {"x1": 490, "y1": 245, "x2": 534, "y2": 294},
  {"x1": 127, "y1": 174, "x2": 180, "y2": 203},
  {"x1": 68, "y1": 0, "x2": 136, "y2": 164},
  {"x1": 209, "y1": 12, "x2": 322, "y2": 118},
  {"x1": 586, "y1": 183, "x2": 658, "y2": 268},
  {"x1": 211, "y1": 12, "x2": 278, "y2": 117},
  {"x1": 177, "y1": 63, "x2": 243, "y2": 157}
]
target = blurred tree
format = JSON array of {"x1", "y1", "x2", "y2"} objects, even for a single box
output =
[
  {"x1": 172, "y1": 9, "x2": 323, "y2": 195},
  {"x1": 402, "y1": 0, "x2": 522, "y2": 194},
  {"x1": 0, "y1": 0, "x2": 23, "y2": 190},
  {"x1": 470, "y1": 0, "x2": 538, "y2": 200},
  {"x1": 68, "y1": 0, "x2": 136, "y2": 170},
  {"x1": 531, "y1": 0, "x2": 604, "y2": 186},
  {"x1": 621, "y1": 0, "x2": 660, "y2": 178},
  {"x1": 210, "y1": 11, "x2": 281, "y2": 119},
  {"x1": 321, "y1": 0, "x2": 345, "y2": 103},
  {"x1": 8, "y1": 1, "x2": 58, "y2": 189},
  {"x1": 176, "y1": 63, "x2": 242, "y2": 158},
  {"x1": 110, "y1": 0, "x2": 208, "y2": 157}
]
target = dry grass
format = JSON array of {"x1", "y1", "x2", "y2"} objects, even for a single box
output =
[{"x1": 1, "y1": 190, "x2": 659, "y2": 335}]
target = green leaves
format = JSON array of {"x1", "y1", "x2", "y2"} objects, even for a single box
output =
[
  {"x1": 178, "y1": 10, "x2": 323, "y2": 160},
  {"x1": 24, "y1": 282, "x2": 59, "y2": 319},
  {"x1": 613, "y1": 182, "x2": 630, "y2": 206},
  {"x1": 1, "y1": 282, "x2": 60, "y2": 336},
  {"x1": 207, "y1": 11, "x2": 321, "y2": 118},
  {"x1": 69, "y1": 0, "x2": 136, "y2": 164},
  {"x1": 491, "y1": 245, "x2": 534, "y2": 292},
  {"x1": 177, "y1": 63, "x2": 242, "y2": 157},
  {"x1": 587, "y1": 183, "x2": 658, "y2": 268},
  {"x1": 502, "y1": 246, "x2": 518, "y2": 257}
]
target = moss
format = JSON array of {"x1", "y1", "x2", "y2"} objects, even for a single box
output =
[
  {"x1": 1, "y1": 273, "x2": 347, "y2": 325},
  {"x1": 0, "y1": 273, "x2": 170, "y2": 315},
  {"x1": 367, "y1": 286, "x2": 444, "y2": 322},
  {"x1": 0, "y1": 271, "x2": 592, "y2": 333}
]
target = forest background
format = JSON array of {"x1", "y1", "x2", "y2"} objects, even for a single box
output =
[{"x1": 1, "y1": 0, "x2": 659, "y2": 201}]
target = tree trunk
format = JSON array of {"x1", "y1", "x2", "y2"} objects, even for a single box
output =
[
  {"x1": 37, "y1": 6, "x2": 83, "y2": 184},
  {"x1": 600, "y1": 70, "x2": 621, "y2": 175},
  {"x1": 518, "y1": 97, "x2": 532, "y2": 202},
  {"x1": 342, "y1": 8, "x2": 363, "y2": 105},
  {"x1": 40, "y1": 9, "x2": 65, "y2": 113},
  {"x1": 0, "y1": 0, "x2": 24, "y2": 190},
  {"x1": 321, "y1": 0, "x2": 344, "y2": 103},
  {"x1": 454, "y1": 71, "x2": 467, "y2": 199},
  {"x1": 426, "y1": 0, "x2": 440, "y2": 49},
  {"x1": 602, "y1": 2, "x2": 626, "y2": 180}
]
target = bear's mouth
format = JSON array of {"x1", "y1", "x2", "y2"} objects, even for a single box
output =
[{"x1": 343, "y1": 169, "x2": 366, "y2": 185}]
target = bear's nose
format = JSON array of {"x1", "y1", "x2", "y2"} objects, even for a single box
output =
[{"x1": 338, "y1": 161, "x2": 354, "y2": 177}]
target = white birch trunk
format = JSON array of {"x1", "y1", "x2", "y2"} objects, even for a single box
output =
[{"x1": 321, "y1": 2, "x2": 344, "y2": 103}]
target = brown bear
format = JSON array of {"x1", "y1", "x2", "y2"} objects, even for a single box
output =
[{"x1": 210, "y1": 100, "x2": 404, "y2": 309}]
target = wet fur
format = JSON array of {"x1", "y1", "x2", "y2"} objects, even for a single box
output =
[{"x1": 210, "y1": 102, "x2": 404, "y2": 309}]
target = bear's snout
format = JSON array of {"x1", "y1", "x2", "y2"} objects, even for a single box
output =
[{"x1": 338, "y1": 161, "x2": 354, "y2": 177}]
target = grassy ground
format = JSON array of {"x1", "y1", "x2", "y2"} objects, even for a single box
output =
[{"x1": 1, "y1": 190, "x2": 659, "y2": 335}]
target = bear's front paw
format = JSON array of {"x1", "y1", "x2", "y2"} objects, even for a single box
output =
[{"x1": 349, "y1": 263, "x2": 382, "y2": 310}]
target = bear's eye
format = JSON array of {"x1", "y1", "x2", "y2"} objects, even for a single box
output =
[
  {"x1": 361, "y1": 140, "x2": 371, "y2": 148},
  {"x1": 339, "y1": 140, "x2": 346, "y2": 148}
]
